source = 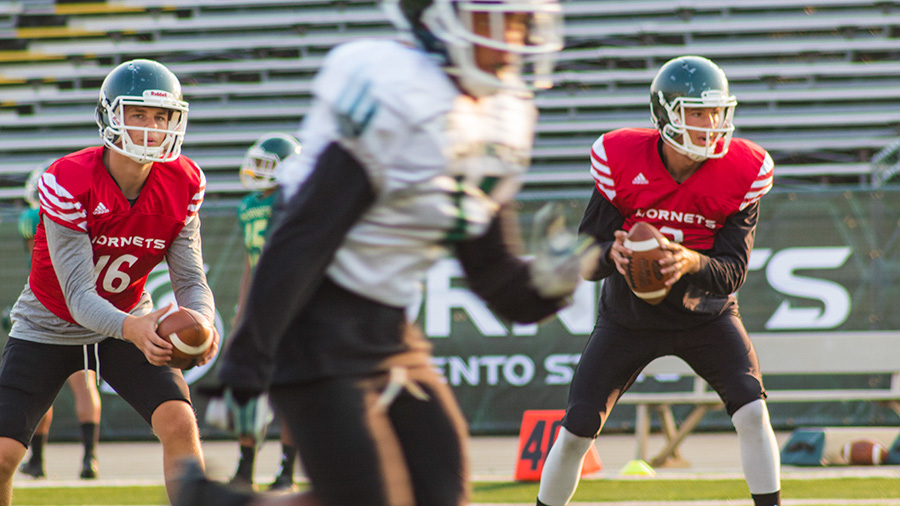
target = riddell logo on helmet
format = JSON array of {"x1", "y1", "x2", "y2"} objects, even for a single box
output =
[{"x1": 145, "y1": 90, "x2": 171, "y2": 99}]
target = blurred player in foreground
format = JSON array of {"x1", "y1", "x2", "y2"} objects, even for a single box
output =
[
  {"x1": 14, "y1": 163, "x2": 103, "y2": 480},
  {"x1": 175, "y1": 0, "x2": 599, "y2": 505},
  {"x1": 536, "y1": 56, "x2": 781, "y2": 506},
  {"x1": 228, "y1": 133, "x2": 303, "y2": 493},
  {"x1": 0, "y1": 58, "x2": 219, "y2": 506}
]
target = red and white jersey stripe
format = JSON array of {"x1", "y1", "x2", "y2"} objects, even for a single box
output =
[
  {"x1": 590, "y1": 136, "x2": 616, "y2": 202},
  {"x1": 740, "y1": 152, "x2": 774, "y2": 210},
  {"x1": 38, "y1": 172, "x2": 88, "y2": 232},
  {"x1": 187, "y1": 165, "x2": 206, "y2": 222}
]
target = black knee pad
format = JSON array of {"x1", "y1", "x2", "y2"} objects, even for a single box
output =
[
  {"x1": 723, "y1": 377, "x2": 766, "y2": 417},
  {"x1": 562, "y1": 403, "x2": 602, "y2": 438}
]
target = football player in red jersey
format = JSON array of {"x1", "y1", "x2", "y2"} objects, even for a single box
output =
[
  {"x1": 536, "y1": 56, "x2": 781, "y2": 506},
  {"x1": 0, "y1": 59, "x2": 219, "y2": 506}
]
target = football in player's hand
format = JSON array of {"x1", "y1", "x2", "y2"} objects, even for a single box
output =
[
  {"x1": 156, "y1": 308, "x2": 213, "y2": 370},
  {"x1": 841, "y1": 439, "x2": 889, "y2": 465},
  {"x1": 622, "y1": 222, "x2": 674, "y2": 305}
]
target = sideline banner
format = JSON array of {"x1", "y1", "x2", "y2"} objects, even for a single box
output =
[{"x1": 0, "y1": 188, "x2": 898, "y2": 438}]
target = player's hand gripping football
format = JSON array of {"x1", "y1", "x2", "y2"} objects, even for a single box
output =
[
  {"x1": 658, "y1": 240, "x2": 701, "y2": 286},
  {"x1": 202, "y1": 385, "x2": 274, "y2": 442},
  {"x1": 610, "y1": 230, "x2": 700, "y2": 286},
  {"x1": 123, "y1": 303, "x2": 175, "y2": 366},
  {"x1": 528, "y1": 203, "x2": 600, "y2": 299}
]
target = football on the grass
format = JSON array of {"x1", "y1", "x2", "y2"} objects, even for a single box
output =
[
  {"x1": 622, "y1": 222, "x2": 674, "y2": 305},
  {"x1": 841, "y1": 439, "x2": 889, "y2": 465},
  {"x1": 156, "y1": 308, "x2": 213, "y2": 370}
]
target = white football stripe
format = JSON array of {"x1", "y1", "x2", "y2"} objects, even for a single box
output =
[
  {"x1": 623, "y1": 237, "x2": 660, "y2": 252},
  {"x1": 635, "y1": 288, "x2": 668, "y2": 299},
  {"x1": 168, "y1": 331, "x2": 212, "y2": 355}
]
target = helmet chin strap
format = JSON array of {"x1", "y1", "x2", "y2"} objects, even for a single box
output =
[{"x1": 661, "y1": 134, "x2": 707, "y2": 163}]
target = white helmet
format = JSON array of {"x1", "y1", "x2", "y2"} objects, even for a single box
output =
[
  {"x1": 240, "y1": 133, "x2": 302, "y2": 190},
  {"x1": 383, "y1": 0, "x2": 563, "y2": 97},
  {"x1": 95, "y1": 59, "x2": 189, "y2": 163}
]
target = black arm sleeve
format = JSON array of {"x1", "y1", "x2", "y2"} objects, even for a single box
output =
[
  {"x1": 577, "y1": 188, "x2": 625, "y2": 281},
  {"x1": 454, "y1": 205, "x2": 568, "y2": 324},
  {"x1": 218, "y1": 142, "x2": 376, "y2": 393},
  {"x1": 688, "y1": 200, "x2": 758, "y2": 295}
]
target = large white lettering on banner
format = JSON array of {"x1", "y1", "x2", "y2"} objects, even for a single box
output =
[
  {"x1": 423, "y1": 259, "x2": 596, "y2": 338},
  {"x1": 749, "y1": 247, "x2": 852, "y2": 329},
  {"x1": 425, "y1": 246, "x2": 853, "y2": 339}
]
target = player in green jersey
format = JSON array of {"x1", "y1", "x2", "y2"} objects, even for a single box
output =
[{"x1": 229, "y1": 133, "x2": 303, "y2": 493}]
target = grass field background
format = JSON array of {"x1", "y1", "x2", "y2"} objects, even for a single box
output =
[{"x1": 11, "y1": 477, "x2": 900, "y2": 505}]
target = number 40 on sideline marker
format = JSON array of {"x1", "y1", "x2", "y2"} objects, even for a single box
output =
[{"x1": 514, "y1": 409, "x2": 602, "y2": 481}]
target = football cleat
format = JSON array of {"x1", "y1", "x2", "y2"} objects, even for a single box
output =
[
  {"x1": 267, "y1": 472, "x2": 298, "y2": 493},
  {"x1": 174, "y1": 459, "x2": 255, "y2": 506},
  {"x1": 18, "y1": 460, "x2": 45, "y2": 479},
  {"x1": 80, "y1": 456, "x2": 99, "y2": 479},
  {"x1": 227, "y1": 473, "x2": 256, "y2": 492}
]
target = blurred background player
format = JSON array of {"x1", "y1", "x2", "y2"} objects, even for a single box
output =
[
  {"x1": 14, "y1": 163, "x2": 103, "y2": 481},
  {"x1": 0, "y1": 58, "x2": 219, "y2": 506},
  {"x1": 228, "y1": 133, "x2": 302, "y2": 493},
  {"x1": 174, "y1": 0, "x2": 598, "y2": 505},
  {"x1": 536, "y1": 55, "x2": 780, "y2": 506}
]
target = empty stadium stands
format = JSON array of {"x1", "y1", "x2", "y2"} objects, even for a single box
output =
[{"x1": 1, "y1": 0, "x2": 900, "y2": 203}]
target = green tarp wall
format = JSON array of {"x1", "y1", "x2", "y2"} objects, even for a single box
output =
[{"x1": 1, "y1": 187, "x2": 898, "y2": 440}]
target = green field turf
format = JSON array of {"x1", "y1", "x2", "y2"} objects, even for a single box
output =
[{"x1": 10, "y1": 477, "x2": 900, "y2": 505}]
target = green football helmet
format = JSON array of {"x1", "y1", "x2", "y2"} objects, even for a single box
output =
[
  {"x1": 95, "y1": 59, "x2": 189, "y2": 163},
  {"x1": 240, "y1": 133, "x2": 302, "y2": 190},
  {"x1": 650, "y1": 55, "x2": 737, "y2": 161}
]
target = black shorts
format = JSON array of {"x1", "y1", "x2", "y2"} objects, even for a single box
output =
[
  {"x1": 563, "y1": 313, "x2": 766, "y2": 438},
  {"x1": 0, "y1": 337, "x2": 191, "y2": 446},
  {"x1": 270, "y1": 364, "x2": 469, "y2": 506}
]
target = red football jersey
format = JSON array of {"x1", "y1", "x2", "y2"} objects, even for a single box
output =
[
  {"x1": 30, "y1": 146, "x2": 206, "y2": 323},
  {"x1": 590, "y1": 128, "x2": 773, "y2": 250}
]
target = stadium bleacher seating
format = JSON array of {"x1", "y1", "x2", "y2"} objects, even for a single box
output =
[{"x1": 1, "y1": 0, "x2": 900, "y2": 203}]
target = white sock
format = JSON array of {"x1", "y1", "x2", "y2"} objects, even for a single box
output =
[
  {"x1": 732, "y1": 399, "x2": 781, "y2": 494},
  {"x1": 537, "y1": 428, "x2": 595, "y2": 506}
]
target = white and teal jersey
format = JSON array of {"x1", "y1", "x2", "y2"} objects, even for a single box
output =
[{"x1": 277, "y1": 39, "x2": 538, "y2": 308}]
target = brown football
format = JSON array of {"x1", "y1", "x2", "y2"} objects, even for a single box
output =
[
  {"x1": 156, "y1": 308, "x2": 213, "y2": 370},
  {"x1": 841, "y1": 439, "x2": 889, "y2": 465},
  {"x1": 622, "y1": 222, "x2": 674, "y2": 305}
]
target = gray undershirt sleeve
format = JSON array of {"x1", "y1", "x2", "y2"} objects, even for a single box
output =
[
  {"x1": 165, "y1": 215, "x2": 216, "y2": 325},
  {"x1": 45, "y1": 219, "x2": 129, "y2": 339}
]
